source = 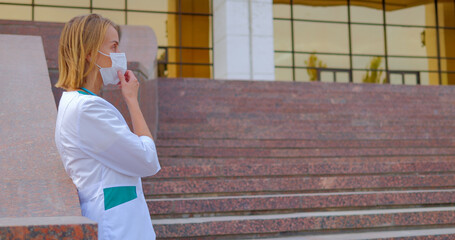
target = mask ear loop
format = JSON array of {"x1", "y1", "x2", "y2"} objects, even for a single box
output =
[
  {"x1": 96, "y1": 51, "x2": 111, "y2": 69},
  {"x1": 98, "y1": 50, "x2": 110, "y2": 57}
]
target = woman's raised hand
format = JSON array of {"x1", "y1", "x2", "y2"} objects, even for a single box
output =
[{"x1": 118, "y1": 70, "x2": 139, "y2": 104}]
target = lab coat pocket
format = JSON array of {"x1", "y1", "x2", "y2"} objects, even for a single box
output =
[
  {"x1": 103, "y1": 186, "x2": 137, "y2": 210},
  {"x1": 102, "y1": 191, "x2": 147, "y2": 240}
]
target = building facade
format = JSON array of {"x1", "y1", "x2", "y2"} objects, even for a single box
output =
[{"x1": 0, "y1": 0, "x2": 454, "y2": 85}]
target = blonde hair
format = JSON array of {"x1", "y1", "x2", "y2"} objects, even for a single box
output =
[{"x1": 55, "y1": 14, "x2": 120, "y2": 90}]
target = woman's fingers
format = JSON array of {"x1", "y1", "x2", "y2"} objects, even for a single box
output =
[
  {"x1": 119, "y1": 70, "x2": 139, "y2": 102},
  {"x1": 117, "y1": 70, "x2": 126, "y2": 83}
]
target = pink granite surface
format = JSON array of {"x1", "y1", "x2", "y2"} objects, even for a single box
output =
[
  {"x1": 0, "y1": 216, "x2": 97, "y2": 240},
  {"x1": 0, "y1": 34, "x2": 81, "y2": 218}
]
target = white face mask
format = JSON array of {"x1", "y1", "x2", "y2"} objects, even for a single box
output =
[{"x1": 96, "y1": 51, "x2": 127, "y2": 86}]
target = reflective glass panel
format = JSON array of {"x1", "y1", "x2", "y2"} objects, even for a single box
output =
[
  {"x1": 275, "y1": 68, "x2": 293, "y2": 81},
  {"x1": 294, "y1": 53, "x2": 350, "y2": 69},
  {"x1": 180, "y1": 49, "x2": 212, "y2": 64},
  {"x1": 0, "y1": 5, "x2": 31, "y2": 21},
  {"x1": 388, "y1": 57, "x2": 437, "y2": 71},
  {"x1": 295, "y1": 68, "x2": 311, "y2": 82},
  {"x1": 335, "y1": 71, "x2": 350, "y2": 83},
  {"x1": 92, "y1": 10, "x2": 125, "y2": 25},
  {"x1": 93, "y1": 0, "x2": 124, "y2": 9},
  {"x1": 442, "y1": 72, "x2": 455, "y2": 85},
  {"x1": 274, "y1": 19, "x2": 292, "y2": 51},
  {"x1": 181, "y1": 64, "x2": 212, "y2": 78},
  {"x1": 180, "y1": 15, "x2": 211, "y2": 48},
  {"x1": 292, "y1": 1, "x2": 348, "y2": 22},
  {"x1": 275, "y1": 52, "x2": 293, "y2": 67},
  {"x1": 293, "y1": 21, "x2": 349, "y2": 53},
  {"x1": 439, "y1": 28, "x2": 455, "y2": 58},
  {"x1": 350, "y1": 5, "x2": 383, "y2": 24},
  {"x1": 404, "y1": 73, "x2": 418, "y2": 85},
  {"x1": 35, "y1": 0, "x2": 90, "y2": 7},
  {"x1": 440, "y1": 58, "x2": 455, "y2": 72},
  {"x1": 127, "y1": 12, "x2": 169, "y2": 46},
  {"x1": 387, "y1": 26, "x2": 432, "y2": 57},
  {"x1": 351, "y1": 25, "x2": 385, "y2": 55},
  {"x1": 353, "y1": 56, "x2": 386, "y2": 71},
  {"x1": 438, "y1": 0, "x2": 455, "y2": 28},
  {"x1": 0, "y1": 0, "x2": 31, "y2": 3},
  {"x1": 386, "y1": 1, "x2": 432, "y2": 26},
  {"x1": 273, "y1": 3, "x2": 290, "y2": 19},
  {"x1": 127, "y1": 0, "x2": 168, "y2": 12},
  {"x1": 34, "y1": 7, "x2": 90, "y2": 22},
  {"x1": 352, "y1": 69, "x2": 388, "y2": 84}
]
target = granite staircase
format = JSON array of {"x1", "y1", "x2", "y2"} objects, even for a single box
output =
[{"x1": 145, "y1": 78, "x2": 455, "y2": 239}]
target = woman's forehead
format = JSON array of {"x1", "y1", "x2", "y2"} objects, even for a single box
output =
[{"x1": 103, "y1": 26, "x2": 119, "y2": 44}]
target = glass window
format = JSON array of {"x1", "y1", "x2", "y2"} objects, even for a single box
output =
[
  {"x1": 388, "y1": 57, "x2": 437, "y2": 71},
  {"x1": 439, "y1": 28, "x2": 455, "y2": 58},
  {"x1": 179, "y1": 0, "x2": 211, "y2": 14},
  {"x1": 275, "y1": 68, "x2": 293, "y2": 81},
  {"x1": 93, "y1": 0, "x2": 124, "y2": 9},
  {"x1": 442, "y1": 72, "x2": 455, "y2": 85},
  {"x1": 353, "y1": 56, "x2": 386, "y2": 71},
  {"x1": 1, "y1": 0, "x2": 31, "y2": 3},
  {"x1": 351, "y1": 25, "x2": 385, "y2": 55},
  {"x1": 34, "y1": 7, "x2": 90, "y2": 22},
  {"x1": 295, "y1": 68, "x2": 311, "y2": 82},
  {"x1": 127, "y1": 12, "x2": 170, "y2": 46},
  {"x1": 274, "y1": 19, "x2": 292, "y2": 51},
  {"x1": 404, "y1": 73, "x2": 418, "y2": 85},
  {"x1": 0, "y1": 5, "x2": 32, "y2": 21},
  {"x1": 180, "y1": 49, "x2": 212, "y2": 64},
  {"x1": 127, "y1": 0, "x2": 168, "y2": 12},
  {"x1": 389, "y1": 73, "x2": 404, "y2": 85},
  {"x1": 275, "y1": 52, "x2": 293, "y2": 67},
  {"x1": 293, "y1": 21, "x2": 349, "y2": 54},
  {"x1": 335, "y1": 71, "x2": 350, "y2": 83},
  {"x1": 35, "y1": 0, "x2": 90, "y2": 7},
  {"x1": 92, "y1": 10, "x2": 125, "y2": 25},
  {"x1": 350, "y1": 5, "x2": 383, "y2": 24},
  {"x1": 440, "y1": 58, "x2": 455, "y2": 72},
  {"x1": 292, "y1": 1, "x2": 348, "y2": 22},
  {"x1": 273, "y1": 3, "x2": 290, "y2": 19},
  {"x1": 295, "y1": 53, "x2": 350, "y2": 69},
  {"x1": 320, "y1": 71, "x2": 334, "y2": 82},
  {"x1": 353, "y1": 68, "x2": 387, "y2": 84},
  {"x1": 386, "y1": 2, "x2": 432, "y2": 26},
  {"x1": 181, "y1": 64, "x2": 211, "y2": 78},
  {"x1": 387, "y1": 26, "x2": 431, "y2": 57},
  {"x1": 180, "y1": 15, "x2": 211, "y2": 48},
  {"x1": 438, "y1": 0, "x2": 455, "y2": 28}
]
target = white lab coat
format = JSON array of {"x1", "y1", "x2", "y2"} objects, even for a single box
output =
[{"x1": 55, "y1": 91, "x2": 161, "y2": 240}]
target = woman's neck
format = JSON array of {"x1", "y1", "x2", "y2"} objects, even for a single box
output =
[{"x1": 82, "y1": 71, "x2": 101, "y2": 95}]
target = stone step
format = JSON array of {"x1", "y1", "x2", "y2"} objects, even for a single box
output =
[
  {"x1": 156, "y1": 130, "x2": 455, "y2": 140},
  {"x1": 156, "y1": 146, "x2": 455, "y2": 158},
  {"x1": 155, "y1": 138, "x2": 455, "y2": 149},
  {"x1": 157, "y1": 123, "x2": 455, "y2": 135},
  {"x1": 142, "y1": 173, "x2": 455, "y2": 198},
  {"x1": 158, "y1": 111, "x2": 455, "y2": 124},
  {"x1": 158, "y1": 78, "x2": 455, "y2": 96},
  {"x1": 151, "y1": 206, "x2": 455, "y2": 239},
  {"x1": 147, "y1": 189, "x2": 455, "y2": 219},
  {"x1": 265, "y1": 228, "x2": 455, "y2": 240},
  {"x1": 159, "y1": 98, "x2": 452, "y2": 110},
  {"x1": 150, "y1": 159, "x2": 455, "y2": 179},
  {"x1": 158, "y1": 119, "x2": 455, "y2": 128},
  {"x1": 157, "y1": 155, "x2": 455, "y2": 168}
]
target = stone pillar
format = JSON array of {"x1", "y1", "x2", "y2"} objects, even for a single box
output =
[{"x1": 213, "y1": 0, "x2": 275, "y2": 80}]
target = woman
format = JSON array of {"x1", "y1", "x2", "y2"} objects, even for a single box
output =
[{"x1": 54, "y1": 14, "x2": 161, "y2": 240}]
